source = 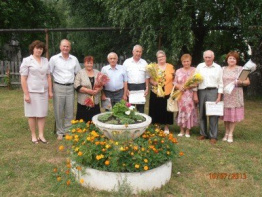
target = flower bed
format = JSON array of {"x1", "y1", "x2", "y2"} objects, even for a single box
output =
[{"x1": 66, "y1": 121, "x2": 177, "y2": 173}]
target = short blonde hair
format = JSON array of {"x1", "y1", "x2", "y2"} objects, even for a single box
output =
[{"x1": 181, "y1": 54, "x2": 192, "y2": 61}]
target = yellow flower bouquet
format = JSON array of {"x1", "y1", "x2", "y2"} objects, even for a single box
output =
[
  {"x1": 146, "y1": 63, "x2": 165, "y2": 97},
  {"x1": 171, "y1": 73, "x2": 203, "y2": 100}
]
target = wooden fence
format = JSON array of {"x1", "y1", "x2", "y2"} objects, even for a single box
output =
[{"x1": 0, "y1": 61, "x2": 106, "y2": 88}]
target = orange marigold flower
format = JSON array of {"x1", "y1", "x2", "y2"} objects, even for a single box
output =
[
  {"x1": 133, "y1": 146, "x2": 138, "y2": 151},
  {"x1": 58, "y1": 145, "x2": 64, "y2": 151},
  {"x1": 78, "y1": 151, "x2": 83, "y2": 156},
  {"x1": 65, "y1": 135, "x2": 73, "y2": 140},
  {"x1": 95, "y1": 141, "x2": 100, "y2": 145},
  {"x1": 65, "y1": 170, "x2": 70, "y2": 175},
  {"x1": 66, "y1": 163, "x2": 72, "y2": 168},
  {"x1": 80, "y1": 179, "x2": 84, "y2": 184},
  {"x1": 76, "y1": 166, "x2": 82, "y2": 171},
  {"x1": 57, "y1": 176, "x2": 61, "y2": 181},
  {"x1": 53, "y1": 168, "x2": 58, "y2": 173},
  {"x1": 105, "y1": 160, "x2": 110, "y2": 165},
  {"x1": 102, "y1": 148, "x2": 106, "y2": 152},
  {"x1": 66, "y1": 180, "x2": 71, "y2": 186},
  {"x1": 135, "y1": 164, "x2": 140, "y2": 169},
  {"x1": 144, "y1": 166, "x2": 149, "y2": 171},
  {"x1": 179, "y1": 151, "x2": 184, "y2": 156}
]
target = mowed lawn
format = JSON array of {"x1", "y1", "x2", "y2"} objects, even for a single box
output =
[{"x1": 0, "y1": 88, "x2": 261, "y2": 197}]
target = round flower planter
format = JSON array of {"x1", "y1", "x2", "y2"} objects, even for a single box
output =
[
  {"x1": 92, "y1": 112, "x2": 152, "y2": 140},
  {"x1": 72, "y1": 161, "x2": 172, "y2": 194}
]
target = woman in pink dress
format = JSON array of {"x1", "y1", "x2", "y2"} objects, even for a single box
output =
[
  {"x1": 221, "y1": 51, "x2": 250, "y2": 143},
  {"x1": 174, "y1": 54, "x2": 198, "y2": 137}
]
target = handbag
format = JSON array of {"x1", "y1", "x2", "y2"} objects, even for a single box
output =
[{"x1": 167, "y1": 86, "x2": 178, "y2": 112}]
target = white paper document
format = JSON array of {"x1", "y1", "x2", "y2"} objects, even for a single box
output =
[
  {"x1": 205, "y1": 101, "x2": 224, "y2": 116},
  {"x1": 101, "y1": 97, "x2": 112, "y2": 110},
  {"x1": 129, "y1": 90, "x2": 146, "y2": 104}
]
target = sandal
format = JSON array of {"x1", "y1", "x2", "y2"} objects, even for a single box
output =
[
  {"x1": 38, "y1": 138, "x2": 48, "y2": 144},
  {"x1": 227, "y1": 135, "x2": 233, "y2": 143},
  {"x1": 222, "y1": 134, "x2": 228, "y2": 141},
  {"x1": 32, "y1": 140, "x2": 39, "y2": 144}
]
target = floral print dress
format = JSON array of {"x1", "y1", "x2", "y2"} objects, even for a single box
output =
[{"x1": 174, "y1": 67, "x2": 198, "y2": 129}]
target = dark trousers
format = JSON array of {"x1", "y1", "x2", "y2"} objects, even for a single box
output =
[{"x1": 128, "y1": 83, "x2": 146, "y2": 113}]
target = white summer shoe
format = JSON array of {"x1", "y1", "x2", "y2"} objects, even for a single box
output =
[
  {"x1": 185, "y1": 134, "x2": 190, "y2": 138},
  {"x1": 177, "y1": 133, "x2": 184, "y2": 137}
]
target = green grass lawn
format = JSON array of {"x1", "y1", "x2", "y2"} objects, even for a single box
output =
[{"x1": 0, "y1": 88, "x2": 261, "y2": 197}]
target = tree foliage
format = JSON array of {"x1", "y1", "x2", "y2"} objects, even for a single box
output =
[{"x1": 0, "y1": 0, "x2": 60, "y2": 58}]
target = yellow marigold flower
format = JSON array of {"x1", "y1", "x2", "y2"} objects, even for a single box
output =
[
  {"x1": 66, "y1": 158, "x2": 70, "y2": 164},
  {"x1": 74, "y1": 135, "x2": 79, "y2": 139},
  {"x1": 133, "y1": 146, "x2": 138, "y2": 151},
  {"x1": 91, "y1": 130, "x2": 99, "y2": 137},
  {"x1": 74, "y1": 138, "x2": 79, "y2": 142},
  {"x1": 115, "y1": 141, "x2": 119, "y2": 145},
  {"x1": 130, "y1": 152, "x2": 134, "y2": 156},
  {"x1": 179, "y1": 151, "x2": 184, "y2": 156},
  {"x1": 57, "y1": 176, "x2": 61, "y2": 181},
  {"x1": 53, "y1": 168, "x2": 58, "y2": 173},
  {"x1": 122, "y1": 163, "x2": 126, "y2": 166},
  {"x1": 96, "y1": 155, "x2": 101, "y2": 160},
  {"x1": 79, "y1": 119, "x2": 84, "y2": 123},
  {"x1": 78, "y1": 151, "x2": 83, "y2": 156},
  {"x1": 105, "y1": 144, "x2": 111, "y2": 149},
  {"x1": 166, "y1": 151, "x2": 170, "y2": 155},
  {"x1": 66, "y1": 180, "x2": 71, "y2": 186},
  {"x1": 120, "y1": 146, "x2": 125, "y2": 151},
  {"x1": 71, "y1": 120, "x2": 75, "y2": 124},
  {"x1": 86, "y1": 136, "x2": 91, "y2": 141},
  {"x1": 144, "y1": 166, "x2": 149, "y2": 171},
  {"x1": 59, "y1": 145, "x2": 64, "y2": 151},
  {"x1": 144, "y1": 159, "x2": 148, "y2": 163},
  {"x1": 80, "y1": 179, "x2": 84, "y2": 184},
  {"x1": 72, "y1": 129, "x2": 76, "y2": 133},
  {"x1": 125, "y1": 147, "x2": 129, "y2": 151},
  {"x1": 65, "y1": 135, "x2": 72, "y2": 140},
  {"x1": 141, "y1": 148, "x2": 145, "y2": 151},
  {"x1": 135, "y1": 164, "x2": 140, "y2": 169},
  {"x1": 105, "y1": 160, "x2": 110, "y2": 165},
  {"x1": 74, "y1": 147, "x2": 79, "y2": 152},
  {"x1": 83, "y1": 128, "x2": 87, "y2": 132}
]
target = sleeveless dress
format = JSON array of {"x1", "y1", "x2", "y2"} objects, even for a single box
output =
[
  {"x1": 174, "y1": 67, "x2": 198, "y2": 129},
  {"x1": 221, "y1": 66, "x2": 244, "y2": 122}
]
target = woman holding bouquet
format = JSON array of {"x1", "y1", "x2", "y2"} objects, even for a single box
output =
[
  {"x1": 221, "y1": 51, "x2": 250, "y2": 143},
  {"x1": 74, "y1": 56, "x2": 102, "y2": 122},
  {"x1": 174, "y1": 54, "x2": 198, "y2": 137},
  {"x1": 148, "y1": 50, "x2": 175, "y2": 134}
]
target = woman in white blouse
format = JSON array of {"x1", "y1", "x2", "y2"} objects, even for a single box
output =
[{"x1": 20, "y1": 40, "x2": 53, "y2": 144}]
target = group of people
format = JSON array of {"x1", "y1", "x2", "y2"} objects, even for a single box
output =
[{"x1": 20, "y1": 39, "x2": 250, "y2": 145}]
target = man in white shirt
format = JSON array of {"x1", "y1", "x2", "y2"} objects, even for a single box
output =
[
  {"x1": 123, "y1": 45, "x2": 149, "y2": 113},
  {"x1": 101, "y1": 52, "x2": 128, "y2": 107},
  {"x1": 193, "y1": 50, "x2": 223, "y2": 144},
  {"x1": 49, "y1": 39, "x2": 81, "y2": 140}
]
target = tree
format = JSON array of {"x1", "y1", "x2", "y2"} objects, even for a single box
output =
[{"x1": 0, "y1": 0, "x2": 60, "y2": 58}]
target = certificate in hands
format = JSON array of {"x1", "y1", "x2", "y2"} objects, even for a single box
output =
[
  {"x1": 205, "y1": 101, "x2": 224, "y2": 116},
  {"x1": 129, "y1": 90, "x2": 146, "y2": 104}
]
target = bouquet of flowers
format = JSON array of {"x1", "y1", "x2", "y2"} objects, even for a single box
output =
[
  {"x1": 84, "y1": 72, "x2": 110, "y2": 108},
  {"x1": 171, "y1": 73, "x2": 203, "y2": 100},
  {"x1": 146, "y1": 63, "x2": 165, "y2": 97}
]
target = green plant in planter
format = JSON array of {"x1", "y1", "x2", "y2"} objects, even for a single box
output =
[
  {"x1": 64, "y1": 120, "x2": 178, "y2": 173},
  {"x1": 98, "y1": 100, "x2": 145, "y2": 124}
]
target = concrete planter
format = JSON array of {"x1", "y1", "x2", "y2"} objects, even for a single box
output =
[
  {"x1": 72, "y1": 161, "x2": 172, "y2": 194},
  {"x1": 92, "y1": 112, "x2": 152, "y2": 140}
]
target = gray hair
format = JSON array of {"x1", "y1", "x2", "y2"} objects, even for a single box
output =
[
  {"x1": 203, "y1": 50, "x2": 214, "y2": 58},
  {"x1": 133, "y1": 44, "x2": 143, "y2": 51},
  {"x1": 156, "y1": 50, "x2": 166, "y2": 57},
  {"x1": 107, "y1": 52, "x2": 118, "y2": 59},
  {"x1": 60, "y1": 39, "x2": 71, "y2": 46}
]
